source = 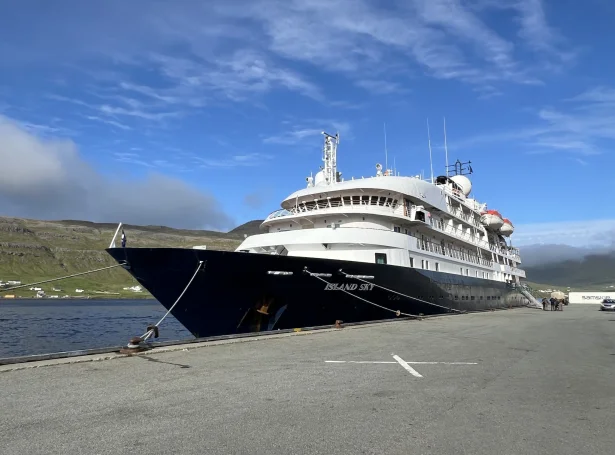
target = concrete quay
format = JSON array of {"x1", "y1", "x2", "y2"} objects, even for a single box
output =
[{"x1": 1, "y1": 305, "x2": 614, "y2": 455}]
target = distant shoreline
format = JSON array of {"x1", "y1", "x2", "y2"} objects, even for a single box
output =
[{"x1": 1, "y1": 295, "x2": 156, "y2": 301}]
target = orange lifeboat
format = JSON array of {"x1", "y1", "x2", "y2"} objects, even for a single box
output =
[
  {"x1": 480, "y1": 209, "x2": 504, "y2": 231},
  {"x1": 499, "y1": 218, "x2": 514, "y2": 237}
]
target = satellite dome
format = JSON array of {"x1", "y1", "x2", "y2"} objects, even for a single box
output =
[{"x1": 450, "y1": 175, "x2": 472, "y2": 196}]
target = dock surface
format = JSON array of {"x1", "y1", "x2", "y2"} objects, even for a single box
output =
[{"x1": 2, "y1": 306, "x2": 614, "y2": 454}]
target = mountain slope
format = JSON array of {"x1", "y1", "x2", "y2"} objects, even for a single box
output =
[
  {"x1": 524, "y1": 251, "x2": 615, "y2": 288},
  {"x1": 0, "y1": 217, "x2": 248, "y2": 298}
]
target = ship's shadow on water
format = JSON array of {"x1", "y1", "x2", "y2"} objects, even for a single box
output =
[{"x1": 137, "y1": 355, "x2": 191, "y2": 369}]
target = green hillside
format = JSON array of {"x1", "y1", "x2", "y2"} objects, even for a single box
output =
[
  {"x1": 0, "y1": 217, "x2": 254, "y2": 299},
  {"x1": 524, "y1": 252, "x2": 615, "y2": 289}
]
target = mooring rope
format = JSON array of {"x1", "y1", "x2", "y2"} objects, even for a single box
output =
[
  {"x1": 338, "y1": 269, "x2": 465, "y2": 314},
  {"x1": 0, "y1": 263, "x2": 127, "y2": 293},
  {"x1": 303, "y1": 267, "x2": 421, "y2": 319},
  {"x1": 128, "y1": 260, "x2": 204, "y2": 347}
]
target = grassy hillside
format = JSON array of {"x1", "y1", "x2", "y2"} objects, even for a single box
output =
[
  {"x1": 0, "y1": 217, "x2": 254, "y2": 299},
  {"x1": 524, "y1": 252, "x2": 615, "y2": 289}
]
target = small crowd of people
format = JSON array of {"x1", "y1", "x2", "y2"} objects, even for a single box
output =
[{"x1": 542, "y1": 297, "x2": 565, "y2": 311}]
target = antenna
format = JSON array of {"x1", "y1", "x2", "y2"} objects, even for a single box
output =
[
  {"x1": 443, "y1": 117, "x2": 449, "y2": 177},
  {"x1": 383, "y1": 122, "x2": 388, "y2": 173},
  {"x1": 427, "y1": 118, "x2": 434, "y2": 183}
]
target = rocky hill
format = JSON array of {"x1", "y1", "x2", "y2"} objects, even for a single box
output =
[{"x1": 0, "y1": 217, "x2": 257, "y2": 299}]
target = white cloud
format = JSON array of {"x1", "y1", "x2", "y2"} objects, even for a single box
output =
[
  {"x1": 514, "y1": 219, "x2": 615, "y2": 248},
  {"x1": 1, "y1": 0, "x2": 575, "y2": 115},
  {"x1": 0, "y1": 115, "x2": 233, "y2": 230},
  {"x1": 194, "y1": 152, "x2": 274, "y2": 168},
  {"x1": 454, "y1": 85, "x2": 615, "y2": 156},
  {"x1": 85, "y1": 115, "x2": 132, "y2": 131},
  {"x1": 263, "y1": 121, "x2": 351, "y2": 145},
  {"x1": 355, "y1": 80, "x2": 407, "y2": 94}
]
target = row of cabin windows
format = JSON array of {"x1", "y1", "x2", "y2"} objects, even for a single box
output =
[
  {"x1": 407, "y1": 254, "x2": 490, "y2": 278},
  {"x1": 302, "y1": 196, "x2": 398, "y2": 211}
]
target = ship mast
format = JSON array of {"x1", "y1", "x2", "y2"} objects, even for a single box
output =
[{"x1": 322, "y1": 131, "x2": 339, "y2": 185}]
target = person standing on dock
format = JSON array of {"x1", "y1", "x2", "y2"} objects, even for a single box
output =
[{"x1": 121, "y1": 230, "x2": 127, "y2": 248}]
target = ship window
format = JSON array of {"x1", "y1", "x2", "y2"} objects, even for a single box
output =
[
  {"x1": 455, "y1": 295, "x2": 459, "y2": 300},
  {"x1": 466, "y1": 268, "x2": 469, "y2": 276},
  {"x1": 435, "y1": 262, "x2": 440, "y2": 272},
  {"x1": 394, "y1": 226, "x2": 401, "y2": 233},
  {"x1": 487, "y1": 296, "x2": 491, "y2": 300},
  {"x1": 425, "y1": 261, "x2": 429, "y2": 270},
  {"x1": 409, "y1": 256, "x2": 414, "y2": 267},
  {"x1": 471, "y1": 296, "x2": 475, "y2": 300},
  {"x1": 375, "y1": 253, "x2": 387, "y2": 264},
  {"x1": 343, "y1": 196, "x2": 351, "y2": 205},
  {"x1": 352, "y1": 196, "x2": 361, "y2": 205},
  {"x1": 405, "y1": 229, "x2": 409, "y2": 235},
  {"x1": 475, "y1": 271, "x2": 479, "y2": 277},
  {"x1": 460, "y1": 267, "x2": 463, "y2": 275}
]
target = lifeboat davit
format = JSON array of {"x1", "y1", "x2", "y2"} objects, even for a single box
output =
[
  {"x1": 499, "y1": 218, "x2": 514, "y2": 237},
  {"x1": 480, "y1": 210, "x2": 504, "y2": 231}
]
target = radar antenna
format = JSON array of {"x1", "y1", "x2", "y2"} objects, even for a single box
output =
[{"x1": 446, "y1": 159, "x2": 473, "y2": 176}]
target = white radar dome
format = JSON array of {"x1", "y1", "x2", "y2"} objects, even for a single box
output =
[
  {"x1": 314, "y1": 170, "x2": 325, "y2": 186},
  {"x1": 450, "y1": 175, "x2": 472, "y2": 196}
]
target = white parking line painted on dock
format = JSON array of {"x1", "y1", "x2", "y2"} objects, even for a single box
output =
[
  {"x1": 325, "y1": 360, "x2": 397, "y2": 364},
  {"x1": 325, "y1": 355, "x2": 479, "y2": 378},
  {"x1": 392, "y1": 354, "x2": 423, "y2": 377}
]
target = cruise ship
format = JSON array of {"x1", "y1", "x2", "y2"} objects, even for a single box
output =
[{"x1": 107, "y1": 131, "x2": 531, "y2": 338}]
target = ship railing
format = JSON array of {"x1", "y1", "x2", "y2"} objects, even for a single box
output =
[
  {"x1": 267, "y1": 200, "x2": 401, "y2": 221},
  {"x1": 446, "y1": 204, "x2": 482, "y2": 228},
  {"x1": 429, "y1": 219, "x2": 491, "y2": 250},
  {"x1": 417, "y1": 238, "x2": 493, "y2": 267}
]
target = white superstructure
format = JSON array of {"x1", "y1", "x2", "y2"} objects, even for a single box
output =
[{"x1": 236, "y1": 132, "x2": 525, "y2": 284}]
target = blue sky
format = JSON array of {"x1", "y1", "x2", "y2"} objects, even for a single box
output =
[{"x1": 1, "y1": 0, "x2": 614, "y2": 247}]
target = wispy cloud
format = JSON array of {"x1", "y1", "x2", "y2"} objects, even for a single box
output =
[
  {"x1": 454, "y1": 85, "x2": 615, "y2": 156},
  {"x1": 98, "y1": 104, "x2": 179, "y2": 121},
  {"x1": 4, "y1": 0, "x2": 575, "y2": 114},
  {"x1": 263, "y1": 121, "x2": 351, "y2": 145},
  {"x1": 513, "y1": 0, "x2": 574, "y2": 63},
  {"x1": 355, "y1": 79, "x2": 407, "y2": 95},
  {"x1": 194, "y1": 152, "x2": 274, "y2": 168},
  {"x1": 515, "y1": 219, "x2": 615, "y2": 248},
  {"x1": 85, "y1": 115, "x2": 132, "y2": 131}
]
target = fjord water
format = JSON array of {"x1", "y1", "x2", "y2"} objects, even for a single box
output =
[{"x1": 0, "y1": 299, "x2": 191, "y2": 358}]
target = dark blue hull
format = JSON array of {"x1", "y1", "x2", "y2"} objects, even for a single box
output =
[{"x1": 106, "y1": 248, "x2": 526, "y2": 338}]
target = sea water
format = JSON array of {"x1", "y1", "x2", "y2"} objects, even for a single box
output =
[{"x1": 0, "y1": 299, "x2": 191, "y2": 358}]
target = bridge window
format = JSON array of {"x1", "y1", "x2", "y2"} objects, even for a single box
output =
[
  {"x1": 393, "y1": 226, "x2": 401, "y2": 233},
  {"x1": 375, "y1": 253, "x2": 387, "y2": 264}
]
